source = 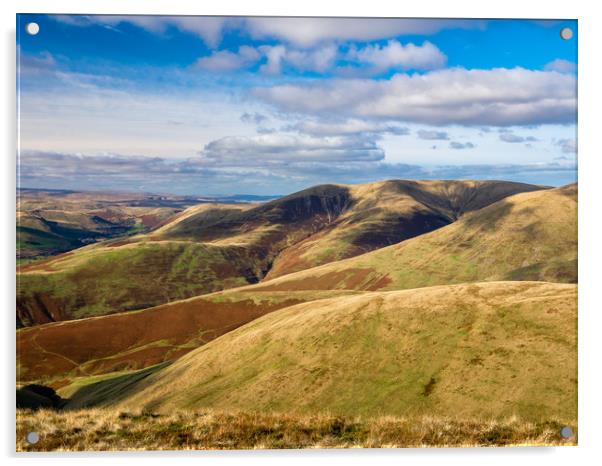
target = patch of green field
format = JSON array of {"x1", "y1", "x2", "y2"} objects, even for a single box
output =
[{"x1": 17, "y1": 241, "x2": 260, "y2": 321}]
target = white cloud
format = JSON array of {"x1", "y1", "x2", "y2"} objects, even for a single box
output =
[
  {"x1": 284, "y1": 45, "x2": 338, "y2": 72},
  {"x1": 255, "y1": 44, "x2": 338, "y2": 74},
  {"x1": 417, "y1": 130, "x2": 449, "y2": 140},
  {"x1": 289, "y1": 119, "x2": 409, "y2": 136},
  {"x1": 347, "y1": 40, "x2": 446, "y2": 72},
  {"x1": 194, "y1": 40, "x2": 438, "y2": 75},
  {"x1": 53, "y1": 15, "x2": 485, "y2": 48},
  {"x1": 449, "y1": 141, "x2": 475, "y2": 150},
  {"x1": 19, "y1": 150, "x2": 577, "y2": 196},
  {"x1": 200, "y1": 133, "x2": 384, "y2": 164},
  {"x1": 544, "y1": 59, "x2": 577, "y2": 74},
  {"x1": 240, "y1": 112, "x2": 268, "y2": 125},
  {"x1": 555, "y1": 138, "x2": 577, "y2": 153},
  {"x1": 244, "y1": 18, "x2": 484, "y2": 47},
  {"x1": 258, "y1": 45, "x2": 287, "y2": 75},
  {"x1": 55, "y1": 15, "x2": 234, "y2": 48},
  {"x1": 194, "y1": 46, "x2": 260, "y2": 72},
  {"x1": 499, "y1": 133, "x2": 538, "y2": 143},
  {"x1": 253, "y1": 67, "x2": 577, "y2": 126}
]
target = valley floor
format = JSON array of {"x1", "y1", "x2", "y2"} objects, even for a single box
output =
[{"x1": 16, "y1": 409, "x2": 576, "y2": 451}]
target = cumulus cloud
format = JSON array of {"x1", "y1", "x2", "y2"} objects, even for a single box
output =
[
  {"x1": 243, "y1": 17, "x2": 485, "y2": 47},
  {"x1": 253, "y1": 67, "x2": 576, "y2": 126},
  {"x1": 253, "y1": 44, "x2": 338, "y2": 74},
  {"x1": 449, "y1": 141, "x2": 475, "y2": 150},
  {"x1": 499, "y1": 133, "x2": 538, "y2": 143},
  {"x1": 417, "y1": 130, "x2": 449, "y2": 140},
  {"x1": 347, "y1": 40, "x2": 446, "y2": 72},
  {"x1": 284, "y1": 45, "x2": 339, "y2": 72},
  {"x1": 194, "y1": 46, "x2": 260, "y2": 72},
  {"x1": 555, "y1": 138, "x2": 577, "y2": 153},
  {"x1": 544, "y1": 59, "x2": 577, "y2": 74},
  {"x1": 289, "y1": 119, "x2": 409, "y2": 136},
  {"x1": 195, "y1": 40, "x2": 440, "y2": 75}
]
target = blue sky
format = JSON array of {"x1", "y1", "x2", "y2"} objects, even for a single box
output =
[{"x1": 17, "y1": 15, "x2": 577, "y2": 195}]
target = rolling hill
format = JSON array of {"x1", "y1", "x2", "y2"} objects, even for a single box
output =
[
  {"x1": 73, "y1": 281, "x2": 576, "y2": 421},
  {"x1": 263, "y1": 179, "x2": 545, "y2": 279},
  {"x1": 255, "y1": 183, "x2": 577, "y2": 292},
  {"x1": 17, "y1": 180, "x2": 542, "y2": 326},
  {"x1": 16, "y1": 182, "x2": 576, "y2": 387}
]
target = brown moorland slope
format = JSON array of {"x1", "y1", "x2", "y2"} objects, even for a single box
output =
[
  {"x1": 16, "y1": 289, "x2": 363, "y2": 384},
  {"x1": 17, "y1": 180, "x2": 542, "y2": 326}
]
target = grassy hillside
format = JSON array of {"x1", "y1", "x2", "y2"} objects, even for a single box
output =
[
  {"x1": 17, "y1": 180, "x2": 541, "y2": 326},
  {"x1": 17, "y1": 288, "x2": 362, "y2": 383},
  {"x1": 256, "y1": 184, "x2": 577, "y2": 292},
  {"x1": 17, "y1": 241, "x2": 263, "y2": 326},
  {"x1": 113, "y1": 281, "x2": 576, "y2": 421}
]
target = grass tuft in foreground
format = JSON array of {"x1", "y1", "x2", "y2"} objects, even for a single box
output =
[{"x1": 16, "y1": 409, "x2": 576, "y2": 451}]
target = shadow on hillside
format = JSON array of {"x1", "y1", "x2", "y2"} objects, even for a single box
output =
[
  {"x1": 17, "y1": 362, "x2": 170, "y2": 411},
  {"x1": 65, "y1": 362, "x2": 171, "y2": 410}
]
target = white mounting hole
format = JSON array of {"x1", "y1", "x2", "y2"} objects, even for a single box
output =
[
  {"x1": 560, "y1": 27, "x2": 573, "y2": 40},
  {"x1": 560, "y1": 426, "x2": 574, "y2": 439},
  {"x1": 26, "y1": 431, "x2": 39, "y2": 444},
  {"x1": 25, "y1": 22, "x2": 40, "y2": 36}
]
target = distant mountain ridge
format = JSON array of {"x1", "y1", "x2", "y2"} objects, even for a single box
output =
[{"x1": 255, "y1": 183, "x2": 577, "y2": 292}]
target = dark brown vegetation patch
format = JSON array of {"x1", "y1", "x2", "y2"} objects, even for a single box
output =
[{"x1": 17, "y1": 296, "x2": 303, "y2": 383}]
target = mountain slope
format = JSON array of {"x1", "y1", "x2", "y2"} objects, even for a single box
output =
[
  {"x1": 265, "y1": 180, "x2": 544, "y2": 279},
  {"x1": 17, "y1": 288, "x2": 362, "y2": 383},
  {"x1": 256, "y1": 183, "x2": 577, "y2": 292},
  {"x1": 114, "y1": 281, "x2": 576, "y2": 420},
  {"x1": 17, "y1": 183, "x2": 575, "y2": 383},
  {"x1": 17, "y1": 180, "x2": 541, "y2": 326}
]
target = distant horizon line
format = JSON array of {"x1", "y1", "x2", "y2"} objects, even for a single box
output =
[{"x1": 17, "y1": 178, "x2": 577, "y2": 199}]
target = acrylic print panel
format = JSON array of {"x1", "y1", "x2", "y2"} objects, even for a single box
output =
[{"x1": 16, "y1": 14, "x2": 577, "y2": 451}]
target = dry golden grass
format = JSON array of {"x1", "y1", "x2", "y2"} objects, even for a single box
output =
[{"x1": 16, "y1": 408, "x2": 576, "y2": 451}]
